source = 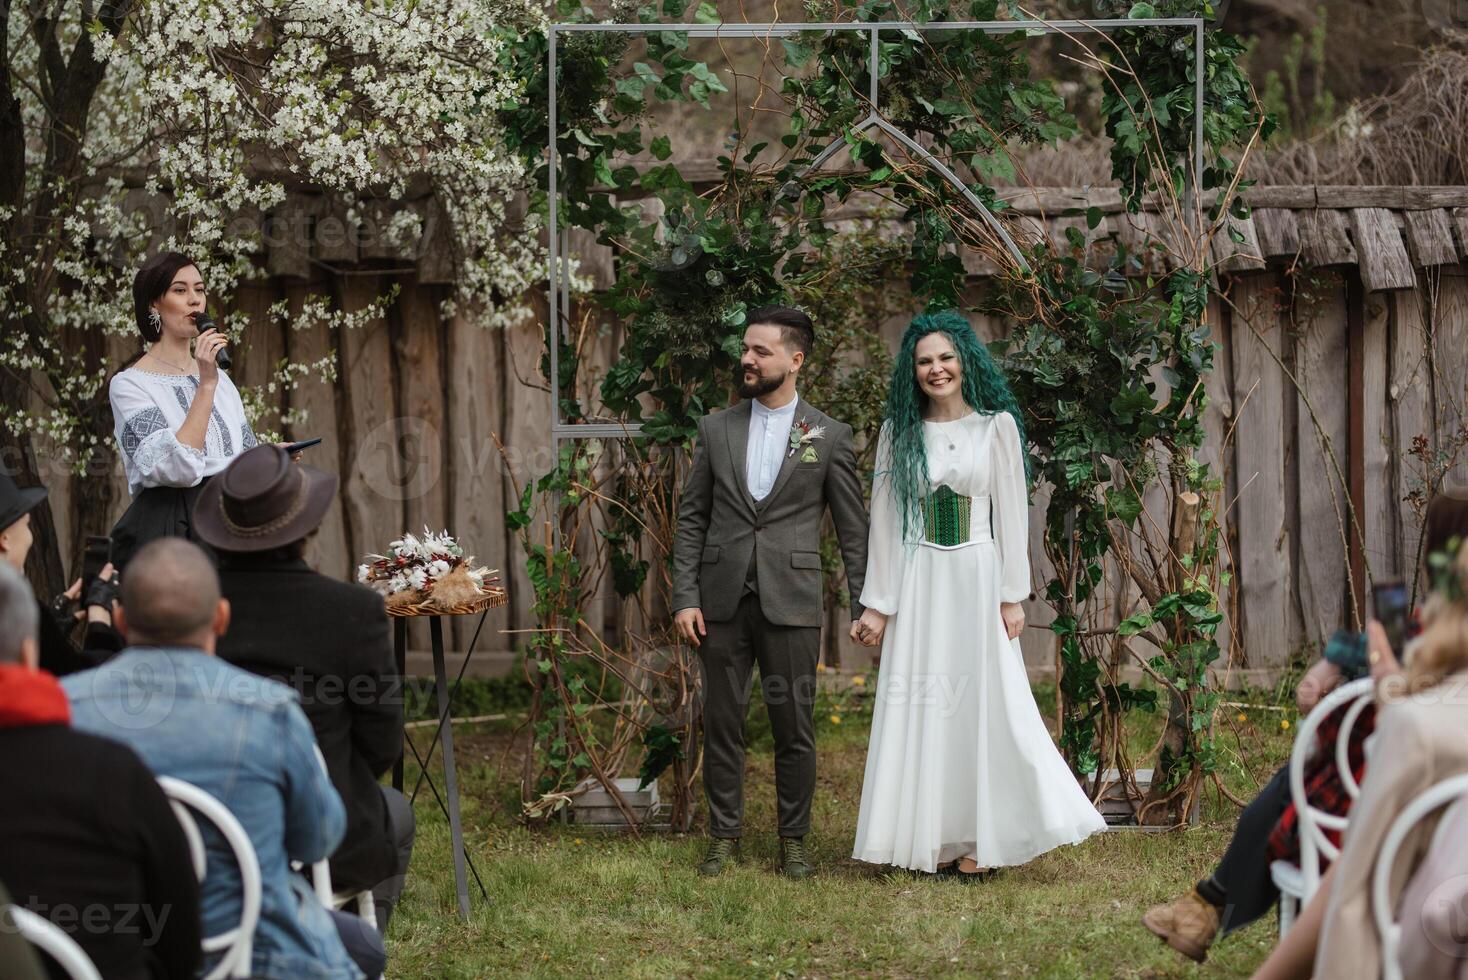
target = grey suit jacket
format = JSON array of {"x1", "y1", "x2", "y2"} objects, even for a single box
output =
[{"x1": 672, "y1": 398, "x2": 869, "y2": 627}]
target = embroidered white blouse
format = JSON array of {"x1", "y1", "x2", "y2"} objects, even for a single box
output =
[{"x1": 109, "y1": 367, "x2": 258, "y2": 497}]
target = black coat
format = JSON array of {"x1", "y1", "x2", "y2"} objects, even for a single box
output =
[
  {"x1": 36, "y1": 596, "x2": 123, "y2": 677},
  {"x1": 215, "y1": 555, "x2": 401, "y2": 892},
  {"x1": 0, "y1": 725, "x2": 201, "y2": 980}
]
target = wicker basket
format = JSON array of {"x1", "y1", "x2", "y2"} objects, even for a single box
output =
[{"x1": 384, "y1": 586, "x2": 509, "y2": 619}]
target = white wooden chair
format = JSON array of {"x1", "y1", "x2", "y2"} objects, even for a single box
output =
[
  {"x1": 1373, "y1": 772, "x2": 1468, "y2": 980},
  {"x1": 303, "y1": 745, "x2": 378, "y2": 926},
  {"x1": 158, "y1": 776, "x2": 262, "y2": 980},
  {"x1": 6, "y1": 905, "x2": 102, "y2": 980},
  {"x1": 1269, "y1": 676, "x2": 1375, "y2": 935}
]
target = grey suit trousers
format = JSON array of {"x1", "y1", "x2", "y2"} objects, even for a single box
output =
[{"x1": 700, "y1": 591, "x2": 820, "y2": 839}]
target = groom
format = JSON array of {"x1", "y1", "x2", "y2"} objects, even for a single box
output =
[{"x1": 672, "y1": 305, "x2": 869, "y2": 879}]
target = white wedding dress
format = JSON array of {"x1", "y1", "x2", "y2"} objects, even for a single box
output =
[{"x1": 852, "y1": 411, "x2": 1106, "y2": 872}]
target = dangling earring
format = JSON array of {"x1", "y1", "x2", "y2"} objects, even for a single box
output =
[{"x1": 149, "y1": 309, "x2": 162, "y2": 334}]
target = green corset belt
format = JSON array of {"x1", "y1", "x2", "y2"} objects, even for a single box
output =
[{"x1": 920, "y1": 485, "x2": 973, "y2": 546}]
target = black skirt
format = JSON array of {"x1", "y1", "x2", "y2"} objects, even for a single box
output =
[{"x1": 110, "y1": 479, "x2": 216, "y2": 571}]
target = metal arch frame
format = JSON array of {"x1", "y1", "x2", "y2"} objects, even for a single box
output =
[{"x1": 546, "y1": 17, "x2": 1206, "y2": 444}]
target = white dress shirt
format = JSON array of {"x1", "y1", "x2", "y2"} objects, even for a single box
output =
[{"x1": 746, "y1": 393, "x2": 799, "y2": 501}]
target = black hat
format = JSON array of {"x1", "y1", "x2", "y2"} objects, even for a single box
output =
[{"x1": 0, "y1": 471, "x2": 48, "y2": 533}]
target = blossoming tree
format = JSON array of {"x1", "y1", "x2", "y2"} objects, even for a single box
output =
[{"x1": 2, "y1": 0, "x2": 544, "y2": 590}]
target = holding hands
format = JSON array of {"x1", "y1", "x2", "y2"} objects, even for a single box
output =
[{"x1": 851, "y1": 609, "x2": 887, "y2": 648}]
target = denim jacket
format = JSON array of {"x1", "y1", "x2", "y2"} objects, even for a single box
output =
[{"x1": 64, "y1": 648, "x2": 361, "y2": 980}]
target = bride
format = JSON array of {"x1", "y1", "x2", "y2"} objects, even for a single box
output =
[{"x1": 850, "y1": 310, "x2": 1105, "y2": 878}]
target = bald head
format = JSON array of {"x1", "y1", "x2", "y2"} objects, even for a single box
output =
[{"x1": 118, "y1": 539, "x2": 228, "y2": 650}]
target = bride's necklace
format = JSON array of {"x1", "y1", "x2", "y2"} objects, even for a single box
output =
[{"x1": 147, "y1": 350, "x2": 194, "y2": 374}]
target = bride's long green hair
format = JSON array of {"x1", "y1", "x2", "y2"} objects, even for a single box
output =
[{"x1": 881, "y1": 310, "x2": 1029, "y2": 545}]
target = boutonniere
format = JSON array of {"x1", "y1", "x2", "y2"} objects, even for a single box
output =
[{"x1": 787, "y1": 416, "x2": 826, "y2": 462}]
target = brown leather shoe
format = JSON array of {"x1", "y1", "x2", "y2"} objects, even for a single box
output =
[{"x1": 1142, "y1": 888, "x2": 1220, "y2": 963}]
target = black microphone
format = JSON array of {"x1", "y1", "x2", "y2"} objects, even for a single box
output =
[{"x1": 195, "y1": 313, "x2": 230, "y2": 371}]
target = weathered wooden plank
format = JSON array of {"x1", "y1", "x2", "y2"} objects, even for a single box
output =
[
  {"x1": 1360, "y1": 290, "x2": 1397, "y2": 585},
  {"x1": 1253, "y1": 208, "x2": 1301, "y2": 261},
  {"x1": 415, "y1": 198, "x2": 458, "y2": 285},
  {"x1": 283, "y1": 283, "x2": 351, "y2": 580},
  {"x1": 1436, "y1": 269, "x2": 1468, "y2": 487},
  {"x1": 394, "y1": 281, "x2": 450, "y2": 531},
  {"x1": 1390, "y1": 287, "x2": 1435, "y2": 585},
  {"x1": 1227, "y1": 274, "x2": 1292, "y2": 666},
  {"x1": 231, "y1": 280, "x2": 285, "y2": 436},
  {"x1": 1202, "y1": 292, "x2": 1237, "y2": 665},
  {"x1": 502, "y1": 299, "x2": 551, "y2": 636},
  {"x1": 1211, "y1": 214, "x2": 1266, "y2": 273},
  {"x1": 446, "y1": 309, "x2": 508, "y2": 650},
  {"x1": 314, "y1": 198, "x2": 359, "y2": 266},
  {"x1": 997, "y1": 187, "x2": 1125, "y2": 214},
  {"x1": 266, "y1": 193, "x2": 318, "y2": 281},
  {"x1": 1245, "y1": 186, "x2": 1318, "y2": 209},
  {"x1": 1297, "y1": 210, "x2": 1357, "y2": 267},
  {"x1": 1451, "y1": 209, "x2": 1468, "y2": 261},
  {"x1": 1317, "y1": 186, "x2": 1407, "y2": 209},
  {"x1": 1294, "y1": 273, "x2": 1352, "y2": 639},
  {"x1": 1350, "y1": 208, "x2": 1416, "y2": 292},
  {"x1": 338, "y1": 275, "x2": 405, "y2": 586},
  {"x1": 1403, "y1": 209, "x2": 1459, "y2": 269},
  {"x1": 1401, "y1": 187, "x2": 1468, "y2": 209}
]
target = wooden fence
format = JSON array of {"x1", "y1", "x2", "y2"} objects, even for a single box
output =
[{"x1": 30, "y1": 184, "x2": 1468, "y2": 672}]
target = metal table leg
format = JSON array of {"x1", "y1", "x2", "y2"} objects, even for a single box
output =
[
  {"x1": 430, "y1": 615, "x2": 472, "y2": 919},
  {"x1": 392, "y1": 617, "x2": 407, "y2": 793}
]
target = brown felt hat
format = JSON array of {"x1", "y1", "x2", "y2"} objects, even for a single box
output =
[{"x1": 193, "y1": 445, "x2": 338, "y2": 552}]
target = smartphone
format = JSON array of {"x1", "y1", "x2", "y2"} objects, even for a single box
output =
[
  {"x1": 283, "y1": 437, "x2": 322, "y2": 453},
  {"x1": 1372, "y1": 578, "x2": 1411, "y2": 656},
  {"x1": 82, "y1": 535, "x2": 112, "y2": 587}
]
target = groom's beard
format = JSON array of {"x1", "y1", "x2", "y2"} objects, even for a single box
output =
[{"x1": 738, "y1": 367, "x2": 783, "y2": 399}]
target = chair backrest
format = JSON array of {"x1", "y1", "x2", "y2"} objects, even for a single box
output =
[
  {"x1": 157, "y1": 776, "x2": 262, "y2": 980},
  {"x1": 1287, "y1": 676, "x2": 1376, "y2": 898},
  {"x1": 6, "y1": 905, "x2": 103, "y2": 980},
  {"x1": 1374, "y1": 772, "x2": 1468, "y2": 980}
]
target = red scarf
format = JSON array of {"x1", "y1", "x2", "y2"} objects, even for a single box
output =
[{"x1": 0, "y1": 663, "x2": 71, "y2": 728}]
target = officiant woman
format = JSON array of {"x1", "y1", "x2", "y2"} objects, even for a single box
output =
[{"x1": 108, "y1": 251, "x2": 290, "y2": 569}]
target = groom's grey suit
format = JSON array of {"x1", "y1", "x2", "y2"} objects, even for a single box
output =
[{"x1": 673, "y1": 397, "x2": 868, "y2": 839}]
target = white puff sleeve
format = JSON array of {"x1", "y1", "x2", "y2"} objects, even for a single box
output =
[
  {"x1": 991, "y1": 412, "x2": 1032, "y2": 604},
  {"x1": 858, "y1": 423, "x2": 906, "y2": 617},
  {"x1": 109, "y1": 372, "x2": 207, "y2": 491}
]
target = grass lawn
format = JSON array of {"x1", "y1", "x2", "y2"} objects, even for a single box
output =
[{"x1": 388, "y1": 679, "x2": 1298, "y2": 978}]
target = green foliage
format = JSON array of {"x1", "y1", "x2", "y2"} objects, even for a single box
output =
[{"x1": 1101, "y1": 0, "x2": 1274, "y2": 214}]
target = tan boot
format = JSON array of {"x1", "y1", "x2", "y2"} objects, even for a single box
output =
[{"x1": 1142, "y1": 888, "x2": 1220, "y2": 963}]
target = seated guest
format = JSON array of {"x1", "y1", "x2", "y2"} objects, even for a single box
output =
[
  {"x1": 63, "y1": 539, "x2": 385, "y2": 980},
  {"x1": 195, "y1": 445, "x2": 413, "y2": 931},
  {"x1": 1397, "y1": 795, "x2": 1468, "y2": 980},
  {"x1": 0, "y1": 473, "x2": 122, "y2": 676},
  {"x1": 0, "y1": 561, "x2": 200, "y2": 979},
  {"x1": 1251, "y1": 551, "x2": 1468, "y2": 979},
  {"x1": 1144, "y1": 489, "x2": 1468, "y2": 962}
]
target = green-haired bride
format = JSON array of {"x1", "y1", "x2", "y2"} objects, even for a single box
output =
[{"x1": 849, "y1": 310, "x2": 1105, "y2": 878}]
